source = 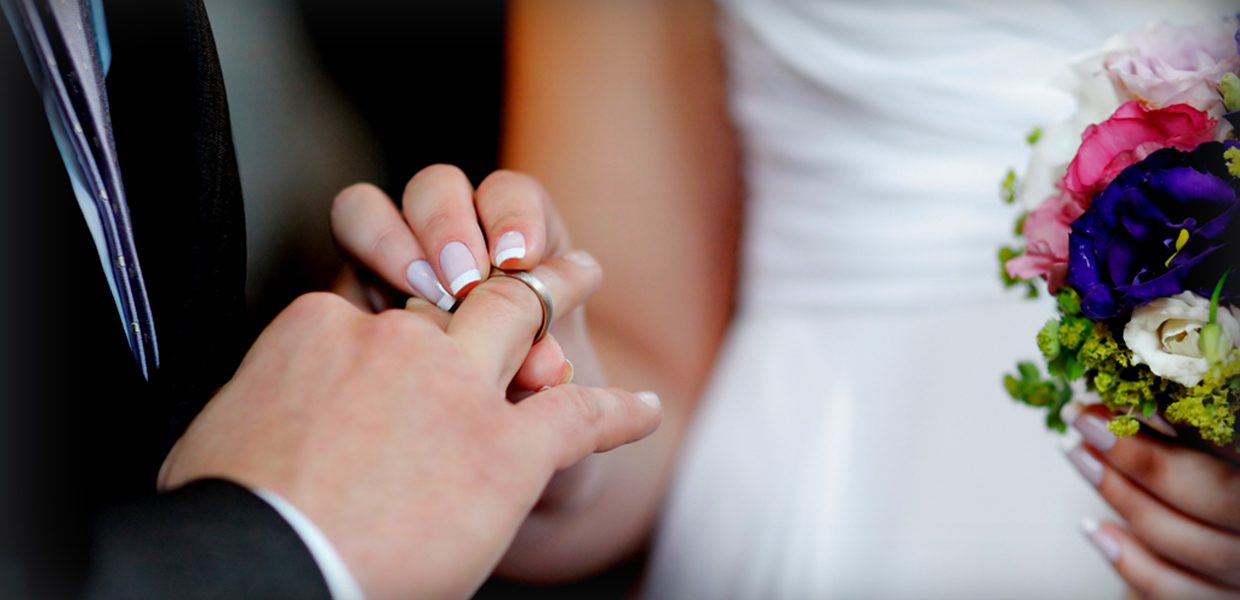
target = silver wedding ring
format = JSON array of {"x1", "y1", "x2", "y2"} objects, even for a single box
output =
[{"x1": 491, "y1": 268, "x2": 554, "y2": 344}]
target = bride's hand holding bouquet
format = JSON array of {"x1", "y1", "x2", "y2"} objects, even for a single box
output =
[{"x1": 1000, "y1": 16, "x2": 1240, "y2": 597}]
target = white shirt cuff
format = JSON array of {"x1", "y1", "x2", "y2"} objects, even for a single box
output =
[{"x1": 251, "y1": 488, "x2": 366, "y2": 600}]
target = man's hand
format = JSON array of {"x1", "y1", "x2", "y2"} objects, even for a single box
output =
[{"x1": 158, "y1": 255, "x2": 662, "y2": 599}]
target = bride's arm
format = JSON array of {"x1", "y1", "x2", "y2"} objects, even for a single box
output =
[{"x1": 497, "y1": 0, "x2": 742, "y2": 580}]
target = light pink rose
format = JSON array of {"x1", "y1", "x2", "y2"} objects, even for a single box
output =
[
  {"x1": 1063, "y1": 101, "x2": 1216, "y2": 202},
  {"x1": 1104, "y1": 19, "x2": 1240, "y2": 117},
  {"x1": 1006, "y1": 190, "x2": 1085, "y2": 292}
]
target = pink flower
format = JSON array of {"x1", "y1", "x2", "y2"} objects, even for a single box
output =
[
  {"x1": 1006, "y1": 190, "x2": 1085, "y2": 292},
  {"x1": 1063, "y1": 101, "x2": 1216, "y2": 202},
  {"x1": 1103, "y1": 19, "x2": 1240, "y2": 117}
]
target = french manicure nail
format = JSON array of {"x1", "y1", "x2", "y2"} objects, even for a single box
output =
[
  {"x1": 1064, "y1": 442, "x2": 1105, "y2": 487},
  {"x1": 560, "y1": 359, "x2": 575, "y2": 386},
  {"x1": 1138, "y1": 412, "x2": 1179, "y2": 438},
  {"x1": 636, "y1": 391, "x2": 661, "y2": 409},
  {"x1": 405, "y1": 260, "x2": 456, "y2": 311},
  {"x1": 564, "y1": 249, "x2": 598, "y2": 269},
  {"x1": 493, "y1": 231, "x2": 527, "y2": 268},
  {"x1": 440, "y1": 241, "x2": 481, "y2": 296},
  {"x1": 1073, "y1": 414, "x2": 1117, "y2": 452},
  {"x1": 1080, "y1": 517, "x2": 1121, "y2": 563}
]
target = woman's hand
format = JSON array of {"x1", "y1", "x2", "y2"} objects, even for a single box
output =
[
  {"x1": 328, "y1": 165, "x2": 598, "y2": 395},
  {"x1": 1066, "y1": 406, "x2": 1240, "y2": 599}
]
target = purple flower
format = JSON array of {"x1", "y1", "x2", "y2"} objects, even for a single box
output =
[{"x1": 1067, "y1": 141, "x2": 1240, "y2": 320}]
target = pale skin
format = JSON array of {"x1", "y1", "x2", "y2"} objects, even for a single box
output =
[
  {"x1": 328, "y1": 0, "x2": 1240, "y2": 594},
  {"x1": 159, "y1": 251, "x2": 664, "y2": 599},
  {"x1": 327, "y1": 0, "x2": 740, "y2": 584},
  {"x1": 1071, "y1": 406, "x2": 1240, "y2": 599}
]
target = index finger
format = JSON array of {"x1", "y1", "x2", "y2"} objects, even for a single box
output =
[
  {"x1": 516, "y1": 385, "x2": 662, "y2": 472},
  {"x1": 448, "y1": 251, "x2": 602, "y2": 387}
]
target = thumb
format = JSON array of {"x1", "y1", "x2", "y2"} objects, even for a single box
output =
[{"x1": 517, "y1": 385, "x2": 662, "y2": 471}]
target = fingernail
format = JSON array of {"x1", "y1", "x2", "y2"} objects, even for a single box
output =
[
  {"x1": 564, "y1": 249, "x2": 598, "y2": 269},
  {"x1": 1139, "y1": 412, "x2": 1179, "y2": 439},
  {"x1": 636, "y1": 391, "x2": 661, "y2": 409},
  {"x1": 1081, "y1": 517, "x2": 1121, "y2": 563},
  {"x1": 439, "y1": 241, "x2": 481, "y2": 296},
  {"x1": 1060, "y1": 402, "x2": 1084, "y2": 425},
  {"x1": 1073, "y1": 414, "x2": 1117, "y2": 452},
  {"x1": 560, "y1": 359, "x2": 575, "y2": 385},
  {"x1": 1063, "y1": 442, "x2": 1105, "y2": 487},
  {"x1": 493, "y1": 231, "x2": 527, "y2": 268},
  {"x1": 405, "y1": 260, "x2": 456, "y2": 311}
]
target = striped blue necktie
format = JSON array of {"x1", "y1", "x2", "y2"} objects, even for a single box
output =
[{"x1": 3, "y1": 0, "x2": 159, "y2": 379}]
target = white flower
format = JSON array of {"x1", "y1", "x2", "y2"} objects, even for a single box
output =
[
  {"x1": 1104, "y1": 19, "x2": 1240, "y2": 119},
  {"x1": 1124, "y1": 292, "x2": 1240, "y2": 388},
  {"x1": 1017, "y1": 44, "x2": 1126, "y2": 210}
]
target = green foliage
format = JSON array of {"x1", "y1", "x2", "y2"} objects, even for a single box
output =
[
  {"x1": 1223, "y1": 73, "x2": 1240, "y2": 113},
  {"x1": 1108, "y1": 415, "x2": 1140, "y2": 437},
  {"x1": 1026, "y1": 127, "x2": 1043, "y2": 146},
  {"x1": 1057, "y1": 317, "x2": 1091, "y2": 352},
  {"x1": 1014, "y1": 212, "x2": 1028, "y2": 236},
  {"x1": 1004, "y1": 360, "x2": 1072, "y2": 432},
  {"x1": 1227, "y1": 147, "x2": 1240, "y2": 179},
  {"x1": 1057, "y1": 289, "x2": 1081, "y2": 317},
  {"x1": 1164, "y1": 359, "x2": 1240, "y2": 447},
  {"x1": 1000, "y1": 169, "x2": 1018, "y2": 204},
  {"x1": 1077, "y1": 324, "x2": 1131, "y2": 374},
  {"x1": 998, "y1": 246, "x2": 1038, "y2": 298},
  {"x1": 1037, "y1": 320, "x2": 1061, "y2": 360}
]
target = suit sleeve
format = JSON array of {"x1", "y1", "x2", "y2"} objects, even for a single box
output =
[{"x1": 82, "y1": 479, "x2": 332, "y2": 600}]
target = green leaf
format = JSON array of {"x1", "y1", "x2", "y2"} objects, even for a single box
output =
[
  {"x1": 1063, "y1": 354, "x2": 1085, "y2": 381},
  {"x1": 1026, "y1": 127, "x2": 1043, "y2": 146}
]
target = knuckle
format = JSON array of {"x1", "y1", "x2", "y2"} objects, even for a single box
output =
[
  {"x1": 366, "y1": 225, "x2": 408, "y2": 261},
  {"x1": 420, "y1": 210, "x2": 460, "y2": 238},
  {"x1": 562, "y1": 386, "x2": 604, "y2": 428},
  {"x1": 286, "y1": 292, "x2": 348, "y2": 320},
  {"x1": 473, "y1": 277, "x2": 540, "y2": 318},
  {"x1": 1124, "y1": 443, "x2": 1166, "y2": 486}
]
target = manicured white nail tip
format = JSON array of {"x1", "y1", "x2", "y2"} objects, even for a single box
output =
[
  {"x1": 435, "y1": 294, "x2": 457, "y2": 312},
  {"x1": 1061, "y1": 401, "x2": 1083, "y2": 425},
  {"x1": 1080, "y1": 517, "x2": 1099, "y2": 535},
  {"x1": 448, "y1": 269, "x2": 481, "y2": 295},
  {"x1": 637, "y1": 391, "x2": 661, "y2": 409},
  {"x1": 494, "y1": 247, "x2": 526, "y2": 266}
]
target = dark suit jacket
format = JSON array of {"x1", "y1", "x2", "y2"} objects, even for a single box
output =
[{"x1": 0, "y1": 1, "x2": 330, "y2": 597}]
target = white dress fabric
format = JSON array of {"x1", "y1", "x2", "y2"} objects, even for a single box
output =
[{"x1": 645, "y1": 1, "x2": 1236, "y2": 598}]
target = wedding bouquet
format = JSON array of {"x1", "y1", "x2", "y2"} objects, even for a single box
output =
[{"x1": 1000, "y1": 16, "x2": 1240, "y2": 454}]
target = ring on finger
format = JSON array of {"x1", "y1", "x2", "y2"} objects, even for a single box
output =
[{"x1": 490, "y1": 267, "x2": 554, "y2": 344}]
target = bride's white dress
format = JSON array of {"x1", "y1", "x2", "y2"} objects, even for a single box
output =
[{"x1": 645, "y1": 1, "x2": 1235, "y2": 598}]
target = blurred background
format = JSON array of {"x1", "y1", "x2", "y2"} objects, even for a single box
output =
[{"x1": 204, "y1": 0, "x2": 504, "y2": 322}]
